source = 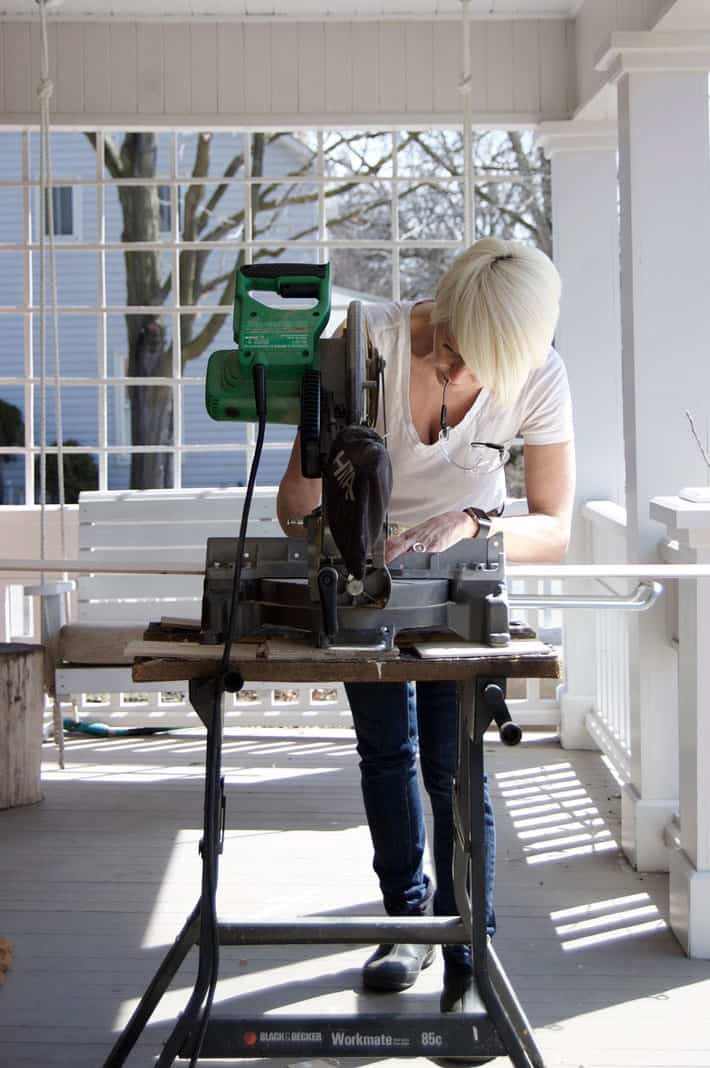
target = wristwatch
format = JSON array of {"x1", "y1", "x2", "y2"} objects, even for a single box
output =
[{"x1": 462, "y1": 506, "x2": 492, "y2": 539}]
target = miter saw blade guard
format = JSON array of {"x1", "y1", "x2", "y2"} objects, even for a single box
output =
[{"x1": 323, "y1": 426, "x2": 392, "y2": 582}]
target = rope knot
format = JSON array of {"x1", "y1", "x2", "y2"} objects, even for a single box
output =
[
  {"x1": 37, "y1": 77, "x2": 54, "y2": 103},
  {"x1": 458, "y1": 75, "x2": 472, "y2": 96}
]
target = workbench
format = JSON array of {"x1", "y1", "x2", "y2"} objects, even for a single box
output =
[{"x1": 105, "y1": 627, "x2": 559, "y2": 1068}]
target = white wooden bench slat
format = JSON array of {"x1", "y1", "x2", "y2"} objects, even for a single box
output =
[
  {"x1": 79, "y1": 520, "x2": 274, "y2": 550},
  {"x1": 79, "y1": 574, "x2": 205, "y2": 600},
  {"x1": 57, "y1": 666, "x2": 181, "y2": 694},
  {"x1": 78, "y1": 600, "x2": 201, "y2": 624},
  {"x1": 79, "y1": 492, "x2": 278, "y2": 525},
  {"x1": 73, "y1": 547, "x2": 207, "y2": 565},
  {"x1": 79, "y1": 488, "x2": 277, "y2": 502}
]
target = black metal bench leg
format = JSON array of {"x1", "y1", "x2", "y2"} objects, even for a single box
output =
[
  {"x1": 454, "y1": 676, "x2": 547, "y2": 1068},
  {"x1": 156, "y1": 675, "x2": 226, "y2": 1066},
  {"x1": 102, "y1": 675, "x2": 225, "y2": 1068},
  {"x1": 101, "y1": 904, "x2": 201, "y2": 1068}
]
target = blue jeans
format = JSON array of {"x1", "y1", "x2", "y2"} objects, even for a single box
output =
[{"x1": 345, "y1": 679, "x2": 496, "y2": 944}]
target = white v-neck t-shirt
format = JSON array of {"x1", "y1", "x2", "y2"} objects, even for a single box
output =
[{"x1": 365, "y1": 301, "x2": 574, "y2": 530}]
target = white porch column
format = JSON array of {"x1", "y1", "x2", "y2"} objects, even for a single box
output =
[
  {"x1": 537, "y1": 122, "x2": 624, "y2": 750},
  {"x1": 598, "y1": 34, "x2": 710, "y2": 870},
  {"x1": 650, "y1": 497, "x2": 710, "y2": 958}
]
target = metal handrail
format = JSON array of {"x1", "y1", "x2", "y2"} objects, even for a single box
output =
[
  {"x1": 509, "y1": 579, "x2": 662, "y2": 611},
  {"x1": 3, "y1": 559, "x2": 710, "y2": 578}
]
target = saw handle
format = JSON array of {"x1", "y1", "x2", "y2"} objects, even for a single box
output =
[
  {"x1": 241, "y1": 262, "x2": 328, "y2": 299},
  {"x1": 241, "y1": 263, "x2": 328, "y2": 280},
  {"x1": 482, "y1": 682, "x2": 522, "y2": 746},
  {"x1": 318, "y1": 566, "x2": 339, "y2": 640}
]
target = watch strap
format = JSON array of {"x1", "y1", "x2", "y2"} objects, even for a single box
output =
[{"x1": 462, "y1": 506, "x2": 492, "y2": 539}]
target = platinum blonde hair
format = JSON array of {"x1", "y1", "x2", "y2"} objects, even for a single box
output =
[{"x1": 432, "y1": 237, "x2": 561, "y2": 409}]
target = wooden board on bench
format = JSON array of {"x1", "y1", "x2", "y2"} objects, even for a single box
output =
[{"x1": 128, "y1": 622, "x2": 560, "y2": 686}]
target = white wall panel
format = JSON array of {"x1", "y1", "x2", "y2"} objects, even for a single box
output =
[
  {"x1": 217, "y1": 23, "x2": 245, "y2": 117},
  {"x1": 325, "y1": 23, "x2": 354, "y2": 114},
  {"x1": 57, "y1": 23, "x2": 85, "y2": 117},
  {"x1": 469, "y1": 21, "x2": 488, "y2": 113},
  {"x1": 271, "y1": 23, "x2": 299, "y2": 115},
  {"x1": 540, "y1": 17, "x2": 571, "y2": 117},
  {"x1": 137, "y1": 24, "x2": 165, "y2": 116},
  {"x1": 84, "y1": 23, "x2": 111, "y2": 115},
  {"x1": 487, "y1": 21, "x2": 514, "y2": 115},
  {"x1": 243, "y1": 23, "x2": 271, "y2": 116},
  {"x1": 378, "y1": 22, "x2": 407, "y2": 113},
  {"x1": 7, "y1": 23, "x2": 32, "y2": 115},
  {"x1": 297, "y1": 21, "x2": 325, "y2": 114},
  {"x1": 513, "y1": 19, "x2": 540, "y2": 114},
  {"x1": 190, "y1": 23, "x2": 218, "y2": 115},
  {"x1": 351, "y1": 21, "x2": 379, "y2": 113},
  {"x1": 432, "y1": 20, "x2": 460, "y2": 113},
  {"x1": 164, "y1": 23, "x2": 191, "y2": 116},
  {"x1": 247, "y1": 0, "x2": 282, "y2": 12},
  {"x1": 0, "y1": 17, "x2": 573, "y2": 125},
  {"x1": 110, "y1": 23, "x2": 138, "y2": 116},
  {"x1": 405, "y1": 22, "x2": 433, "y2": 113}
]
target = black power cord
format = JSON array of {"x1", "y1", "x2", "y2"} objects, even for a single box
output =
[{"x1": 188, "y1": 362, "x2": 268, "y2": 1067}]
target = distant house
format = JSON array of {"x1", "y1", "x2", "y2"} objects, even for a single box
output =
[{"x1": 0, "y1": 129, "x2": 383, "y2": 502}]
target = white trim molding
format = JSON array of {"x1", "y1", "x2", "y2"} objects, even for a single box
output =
[
  {"x1": 597, "y1": 31, "x2": 710, "y2": 82},
  {"x1": 536, "y1": 119, "x2": 617, "y2": 157}
]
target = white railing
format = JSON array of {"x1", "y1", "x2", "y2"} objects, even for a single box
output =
[
  {"x1": 60, "y1": 681, "x2": 353, "y2": 730},
  {"x1": 507, "y1": 573, "x2": 562, "y2": 728},
  {"x1": 647, "y1": 494, "x2": 710, "y2": 957},
  {"x1": 581, "y1": 501, "x2": 632, "y2": 778}
]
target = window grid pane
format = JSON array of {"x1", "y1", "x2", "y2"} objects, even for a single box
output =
[{"x1": 0, "y1": 126, "x2": 550, "y2": 500}]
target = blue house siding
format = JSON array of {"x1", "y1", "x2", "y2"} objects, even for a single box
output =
[
  {"x1": 0, "y1": 129, "x2": 387, "y2": 500},
  {"x1": 0, "y1": 128, "x2": 25, "y2": 504}
]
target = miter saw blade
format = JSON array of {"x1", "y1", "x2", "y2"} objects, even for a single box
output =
[{"x1": 342, "y1": 300, "x2": 380, "y2": 428}]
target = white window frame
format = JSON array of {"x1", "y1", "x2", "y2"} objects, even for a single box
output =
[
  {"x1": 0, "y1": 126, "x2": 545, "y2": 503},
  {"x1": 31, "y1": 183, "x2": 82, "y2": 242}
]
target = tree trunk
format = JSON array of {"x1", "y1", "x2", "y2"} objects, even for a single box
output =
[
  {"x1": 118, "y1": 134, "x2": 174, "y2": 489},
  {"x1": 127, "y1": 315, "x2": 173, "y2": 489}
]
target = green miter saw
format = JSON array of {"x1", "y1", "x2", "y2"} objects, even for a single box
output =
[
  {"x1": 206, "y1": 262, "x2": 383, "y2": 478},
  {"x1": 204, "y1": 262, "x2": 509, "y2": 652},
  {"x1": 205, "y1": 262, "x2": 397, "y2": 647}
]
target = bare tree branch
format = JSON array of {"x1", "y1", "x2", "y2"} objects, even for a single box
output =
[
  {"x1": 198, "y1": 268, "x2": 235, "y2": 296},
  {"x1": 196, "y1": 152, "x2": 245, "y2": 236},
  {"x1": 181, "y1": 265, "x2": 238, "y2": 365},
  {"x1": 85, "y1": 132, "x2": 124, "y2": 179}
]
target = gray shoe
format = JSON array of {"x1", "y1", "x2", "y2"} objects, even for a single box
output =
[{"x1": 362, "y1": 942, "x2": 435, "y2": 991}]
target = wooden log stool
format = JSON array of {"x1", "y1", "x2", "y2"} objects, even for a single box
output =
[{"x1": 0, "y1": 643, "x2": 45, "y2": 810}]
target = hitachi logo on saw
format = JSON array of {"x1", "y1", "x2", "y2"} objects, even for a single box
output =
[{"x1": 332, "y1": 451, "x2": 356, "y2": 501}]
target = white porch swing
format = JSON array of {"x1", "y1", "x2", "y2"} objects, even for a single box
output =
[{"x1": 26, "y1": 0, "x2": 73, "y2": 768}]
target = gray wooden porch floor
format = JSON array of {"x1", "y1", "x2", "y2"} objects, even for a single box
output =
[{"x1": 1, "y1": 726, "x2": 709, "y2": 1068}]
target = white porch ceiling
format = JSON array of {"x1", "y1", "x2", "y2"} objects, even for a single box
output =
[{"x1": 1, "y1": 0, "x2": 582, "y2": 19}]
